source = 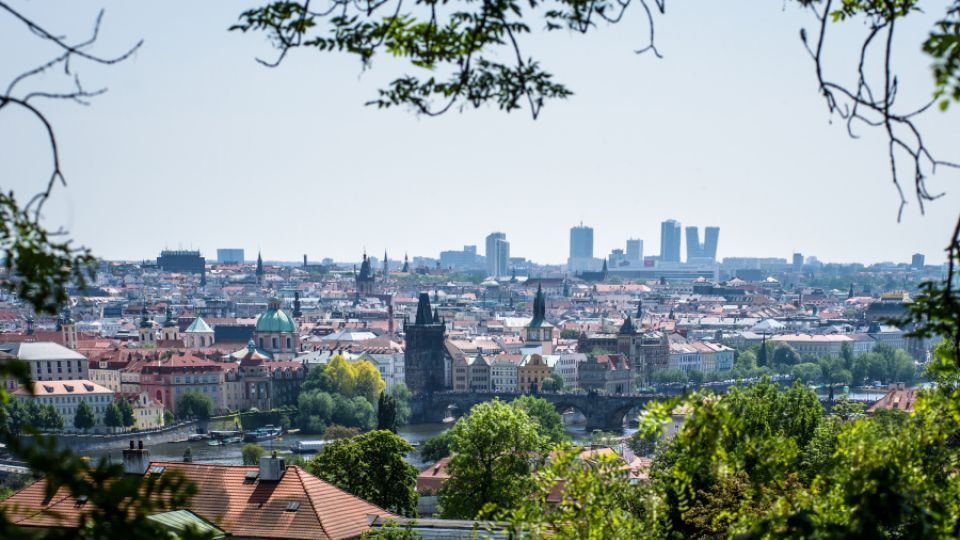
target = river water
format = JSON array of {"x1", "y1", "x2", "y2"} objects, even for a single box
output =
[{"x1": 85, "y1": 419, "x2": 634, "y2": 470}]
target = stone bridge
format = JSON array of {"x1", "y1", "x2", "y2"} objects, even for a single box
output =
[{"x1": 410, "y1": 391, "x2": 666, "y2": 431}]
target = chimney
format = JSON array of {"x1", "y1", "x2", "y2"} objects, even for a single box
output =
[
  {"x1": 122, "y1": 439, "x2": 150, "y2": 475},
  {"x1": 259, "y1": 451, "x2": 286, "y2": 481}
]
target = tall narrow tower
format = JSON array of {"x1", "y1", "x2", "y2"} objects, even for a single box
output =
[
  {"x1": 404, "y1": 293, "x2": 447, "y2": 394},
  {"x1": 61, "y1": 306, "x2": 78, "y2": 350}
]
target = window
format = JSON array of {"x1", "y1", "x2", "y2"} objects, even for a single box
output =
[{"x1": 272, "y1": 337, "x2": 278, "y2": 350}]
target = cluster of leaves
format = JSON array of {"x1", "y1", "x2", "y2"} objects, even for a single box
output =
[
  {"x1": 0, "y1": 192, "x2": 96, "y2": 316},
  {"x1": 0, "y1": 398, "x2": 64, "y2": 434},
  {"x1": 308, "y1": 430, "x2": 419, "y2": 515},
  {"x1": 231, "y1": 0, "x2": 666, "y2": 117},
  {"x1": 790, "y1": 342, "x2": 917, "y2": 387},
  {"x1": 437, "y1": 399, "x2": 548, "y2": 519},
  {"x1": 104, "y1": 398, "x2": 136, "y2": 430},
  {"x1": 241, "y1": 442, "x2": 267, "y2": 465},
  {"x1": 297, "y1": 356, "x2": 407, "y2": 433},
  {"x1": 175, "y1": 391, "x2": 214, "y2": 421}
]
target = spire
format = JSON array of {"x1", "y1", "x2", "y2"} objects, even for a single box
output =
[
  {"x1": 637, "y1": 299, "x2": 643, "y2": 320},
  {"x1": 256, "y1": 251, "x2": 264, "y2": 280},
  {"x1": 414, "y1": 293, "x2": 433, "y2": 325},
  {"x1": 293, "y1": 291, "x2": 302, "y2": 318},
  {"x1": 530, "y1": 282, "x2": 546, "y2": 325},
  {"x1": 163, "y1": 305, "x2": 177, "y2": 327},
  {"x1": 433, "y1": 307, "x2": 441, "y2": 324},
  {"x1": 619, "y1": 315, "x2": 636, "y2": 335},
  {"x1": 402, "y1": 253, "x2": 409, "y2": 273}
]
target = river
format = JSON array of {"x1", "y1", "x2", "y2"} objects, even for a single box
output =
[{"x1": 84, "y1": 419, "x2": 635, "y2": 470}]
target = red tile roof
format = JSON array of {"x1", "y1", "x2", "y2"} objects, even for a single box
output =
[{"x1": 2, "y1": 462, "x2": 395, "y2": 539}]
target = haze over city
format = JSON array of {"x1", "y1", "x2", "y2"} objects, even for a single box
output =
[{"x1": 1, "y1": 1, "x2": 957, "y2": 265}]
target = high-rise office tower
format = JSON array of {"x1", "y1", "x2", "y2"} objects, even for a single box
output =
[
  {"x1": 626, "y1": 239, "x2": 644, "y2": 263},
  {"x1": 703, "y1": 226, "x2": 720, "y2": 260},
  {"x1": 911, "y1": 253, "x2": 925, "y2": 268},
  {"x1": 792, "y1": 253, "x2": 804, "y2": 271},
  {"x1": 660, "y1": 220, "x2": 682, "y2": 263},
  {"x1": 485, "y1": 232, "x2": 510, "y2": 277},
  {"x1": 569, "y1": 224, "x2": 594, "y2": 259},
  {"x1": 685, "y1": 227, "x2": 702, "y2": 260},
  {"x1": 686, "y1": 226, "x2": 720, "y2": 262},
  {"x1": 567, "y1": 224, "x2": 598, "y2": 273}
]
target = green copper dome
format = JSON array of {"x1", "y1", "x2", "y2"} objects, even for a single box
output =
[{"x1": 255, "y1": 298, "x2": 297, "y2": 333}]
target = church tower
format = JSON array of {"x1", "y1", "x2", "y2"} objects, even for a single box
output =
[
  {"x1": 138, "y1": 305, "x2": 155, "y2": 346},
  {"x1": 524, "y1": 283, "x2": 554, "y2": 354},
  {"x1": 256, "y1": 251, "x2": 264, "y2": 284},
  {"x1": 356, "y1": 252, "x2": 376, "y2": 296},
  {"x1": 61, "y1": 306, "x2": 78, "y2": 350},
  {"x1": 383, "y1": 250, "x2": 389, "y2": 282},
  {"x1": 161, "y1": 306, "x2": 179, "y2": 342},
  {"x1": 404, "y1": 293, "x2": 447, "y2": 394}
]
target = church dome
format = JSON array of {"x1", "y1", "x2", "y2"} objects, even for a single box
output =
[{"x1": 255, "y1": 298, "x2": 297, "y2": 333}]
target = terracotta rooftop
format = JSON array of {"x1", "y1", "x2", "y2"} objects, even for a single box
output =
[{"x1": 2, "y1": 461, "x2": 396, "y2": 540}]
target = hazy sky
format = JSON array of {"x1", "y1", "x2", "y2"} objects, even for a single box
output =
[{"x1": 2, "y1": 1, "x2": 957, "y2": 265}]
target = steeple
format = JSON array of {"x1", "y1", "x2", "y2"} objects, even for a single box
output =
[
  {"x1": 139, "y1": 304, "x2": 151, "y2": 329},
  {"x1": 433, "y1": 307, "x2": 441, "y2": 324},
  {"x1": 619, "y1": 315, "x2": 636, "y2": 335},
  {"x1": 414, "y1": 293, "x2": 433, "y2": 325},
  {"x1": 530, "y1": 282, "x2": 546, "y2": 326},
  {"x1": 636, "y1": 299, "x2": 643, "y2": 323},
  {"x1": 402, "y1": 253, "x2": 409, "y2": 273},
  {"x1": 163, "y1": 306, "x2": 177, "y2": 328},
  {"x1": 383, "y1": 250, "x2": 388, "y2": 281},
  {"x1": 256, "y1": 251, "x2": 264, "y2": 282}
]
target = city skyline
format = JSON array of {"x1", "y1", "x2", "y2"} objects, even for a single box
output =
[{"x1": 2, "y1": 2, "x2": 956, "y2": 266}]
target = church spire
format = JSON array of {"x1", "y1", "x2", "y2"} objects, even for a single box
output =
[{"x1": 256, "y1": 251, "x2": 264, "y2": 282}]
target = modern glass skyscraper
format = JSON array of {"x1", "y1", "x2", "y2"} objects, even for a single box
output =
[
  {"x1": 569, "y1": 224, "x2": 594, "y2": 259},
  {"x1": 485, "y1": 232, "x2": 510, "y2": 277},
  {"x1": 685, "y1": 226, "x2": 720, "y2": 262},
  {"x1": 626, "y1": 239, "x2": 644, "y2": 263},
  {"x1": 703, "y1": 226, "x2": 720, "y2": 260},
  {"x1": 660, "y1": 220, "x2": 682, "y2": 263}
]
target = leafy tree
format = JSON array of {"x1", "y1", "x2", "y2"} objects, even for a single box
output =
[
  {"x1": 686, "y1": 369, "x2": 705, "y2": 386},
  {"x1": 39, "y1": 404, "x2": 63, "y2": 431},
  {"x1": 117, "y1": 398, "x2": 136, "y2": 428},
  {"x1": 332, "y1": 394, "x2": 376, "y2": 430},
  {"x1": 560, "y1": 329, "x2": 581, "y2": 340},
  {"x1": 840, "y1": 341, "x2": 854, "y2": 369},
  {"x1": 308, "y1": 430, "x2": 418, "y2": 515},
  {"x1": 377, "y1": 391, "x2": 399, "y2": 432},
  {"x1": 322, "y1": 355, "x2": 358, "y2": 397},
  {"x1": 104, "y1": 402, "x2": 123, "y2": 429},
  {"x1": 163, "y1": 410, "x2": 174, "y2": 426},
  {"x1": 831, "y1": 395, "x2": 865, "y2": 421},
  {"x1": 512, "y1": 395, "x2": 566, "y2": 444},
  {"x1": 241, "y1": 443, "x2": 266, "y2": 465},
  {"x1": 323, "y1": 424, "x2": 360, "y2": 440},
  {"x1": 771, "y1": 343, "x2": 802, "y2": 368},
  {"x1": 419, "y1": 430, "x2": 452, "y2": 463},
  {"x1": 652, "y1": 368, "x2": 687, "y2": 384},
  {"x1": 354, "y1": 360, "x2": 387, "y2": 404},
  {"x1": 389, "y1": 383, "x2": 412, "y2": 426},
  {"x1": 297, "y1": 389, "x2": 335, "y2": 432},
  {"x1": 73, "y1": 400, "x2": 96, "y2": 431},
  {"x1": 501, "y1": 446, "x2": 646, "y2": 539},
  {"x1": 176, "y1": 391, "x2": 213, "y2": 421},
  {"x1": 791, "y1": 362, "x2": 823, "y2": 384},
  {"x1": 438, "y1": 399, "x2": 544, "y2": 519}
]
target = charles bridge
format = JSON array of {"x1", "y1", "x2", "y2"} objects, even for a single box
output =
[
  {"x1": 409, "y1": 381, "x2": 876, "y2": 431},
  {"x1": 409, "y1": 391, "x2": 667, "y2": 431}
]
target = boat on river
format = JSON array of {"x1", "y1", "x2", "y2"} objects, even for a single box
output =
[
  {"x1": 290, "y1": 440, "x2": 329, "y2": 454},
  {"x1": 242, "y1": 425, "x2": 283, "y2": 443}
]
